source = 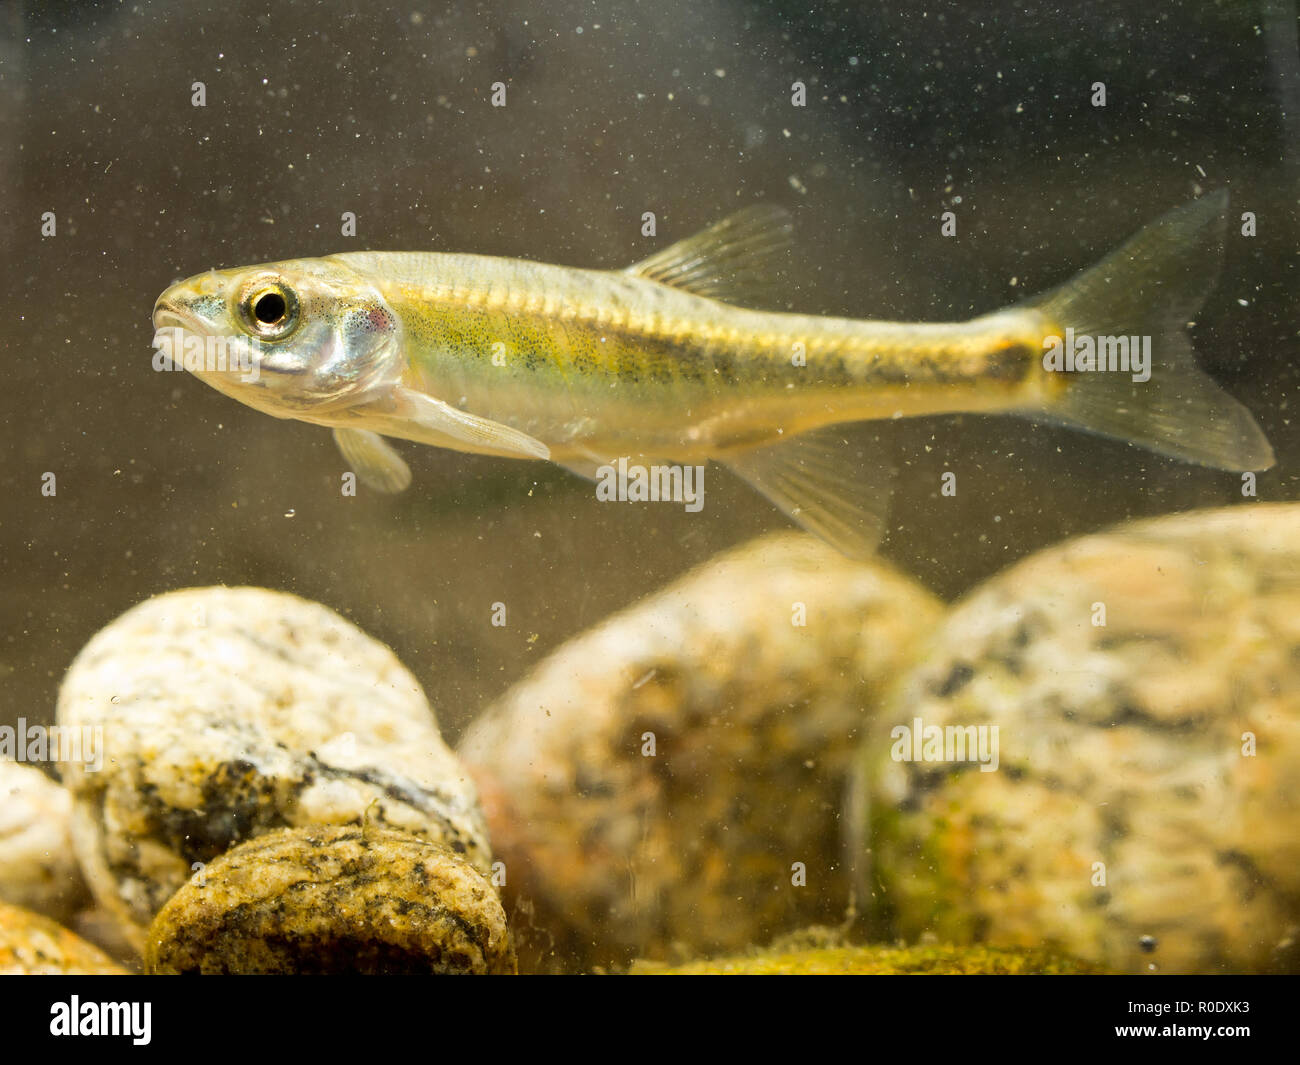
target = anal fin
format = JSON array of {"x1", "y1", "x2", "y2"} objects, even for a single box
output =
[{"x1": 719, "y1": 426, "x2": 893, "y2": 559}]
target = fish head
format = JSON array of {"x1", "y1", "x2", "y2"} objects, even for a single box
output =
[{"x1": 151, "y1": 258, "x2": 402, "y2": 419}]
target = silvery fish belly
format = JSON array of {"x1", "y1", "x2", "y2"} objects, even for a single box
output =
[{"x1": 152, "y1": 194, "x2": 1273, "y2": 558}]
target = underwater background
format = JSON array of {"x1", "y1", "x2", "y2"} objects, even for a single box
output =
[
  {"x1": 1, "y1": 0, "x2": 1297, "y2": 975},
  {"x1": 3, "y1": 0, "x2": 1295, "y2": 741}
]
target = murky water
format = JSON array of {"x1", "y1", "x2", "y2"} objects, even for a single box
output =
[{"x1": 2, "y1": 0, "x2": 1297, "y2": 975}]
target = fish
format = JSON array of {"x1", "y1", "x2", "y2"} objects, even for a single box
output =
[{"x1": 152, "y1": 191, "x2": 1273, "y2": 558}]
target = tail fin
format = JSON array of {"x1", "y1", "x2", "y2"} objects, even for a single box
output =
[{"x1": 1023, "y1": 190, "x2": 1274, "y2": 471}]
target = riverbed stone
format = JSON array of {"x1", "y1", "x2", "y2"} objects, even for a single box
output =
[
  {"x1": 856, "y1": 503, "x2": 1300, "y2": 974},
  {"x1": 145, "y1": 825, "x2": 515, "y2": 974},
  {"x1": 459, "y1": 532, "x2": 943, "y2": 971},
  {"x1": 0, "y1": 759, "x2": 89, "y2": 923},
  {"x1": 0, "y1": 900, "x2": 128, "y2": 975},
  {"x1": 56, "y1": 586, "x2": 491, "y2": 952}
]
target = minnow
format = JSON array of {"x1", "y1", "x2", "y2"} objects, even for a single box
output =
[{"x1": 152, "y1": 191, "x2": 1272, "y2": 557}]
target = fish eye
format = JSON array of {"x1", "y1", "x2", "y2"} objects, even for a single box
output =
[{"x1": 239, "y1": 279, "x2": 299, "y2": 340}]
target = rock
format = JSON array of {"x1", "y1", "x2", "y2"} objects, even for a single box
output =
[
  {"x1": 71, "y1": 905, "x2": 141, "y2": 970},
  {"x1": 856, "y1": 503, "x2": 1300, "y2": 974},
  {"x1": 0, "y1": 760, "x2": 89, "y2": 923},
  {"x1": 145, "y1": 825, "x2": 515, "y2": 974},
  {"x1": 459, "y1": 533, "x2": 943, "y2": 971},
  {"x1": 630, "y1": 942, "x2": 1103, "y2": 974},
  {"x1": 0, "y1": 900, "x2": 128, "y2": 975},
  {"x1": 57, "y1": 586, "x2": 490, "y2": 953}
]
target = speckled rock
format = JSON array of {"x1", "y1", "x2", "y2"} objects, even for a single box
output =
[
  {"x1": 0, "y1": 760, "x2": 89, "y2": 922},
  {"x1": 458, "y1": 532, "x2": 943, "y2": 972},
  {"x1": 57, "y1": 586, "x2": 490, "y2": 953},
  {"x1": 855, "y1": 503, "x2": 1300, "y2": 974},
  {"x1": 0, "y1": 900, "x2": 128, "y2": 974},
  {"x1": 145, "y1": 825, "x2": 515, "y2": 974}
]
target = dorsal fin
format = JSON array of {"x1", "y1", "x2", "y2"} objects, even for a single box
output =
[{"x1": 626, "y1": 205, "x2": 793, "y2": 307}]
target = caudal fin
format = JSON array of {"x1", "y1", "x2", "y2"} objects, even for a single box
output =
[{"x1": 1023, "y1": 190, "x2": 1274, "y2": 471}]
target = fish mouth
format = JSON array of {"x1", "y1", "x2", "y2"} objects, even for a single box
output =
[
  {"x1": 150, "y1": 297, "x2": 262, "y2": 389},
  {"x1": 151, "y1": 298, "x2": 206, "y2": 343}
]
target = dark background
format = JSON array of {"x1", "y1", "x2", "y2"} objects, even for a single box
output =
[{"x1": 2, "y1": 0, "x2": 1296, "y2": 737}]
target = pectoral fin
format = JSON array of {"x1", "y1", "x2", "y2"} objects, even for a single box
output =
[
  {"x1": 719, "y1": 426, "x2": 894, "y2": 559},
  {"x1": 396, "y1": 389, "x2": 551, "y2": 460},
  {"x1": 332, "y1": 428, "x2": 412, "y2": 493},
  {"x1": 554, "y1": 456, "x2": 605, "y2": 482},
  {"x1": 552, "y1": 447, "x2": 638, "y2": 483}
]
